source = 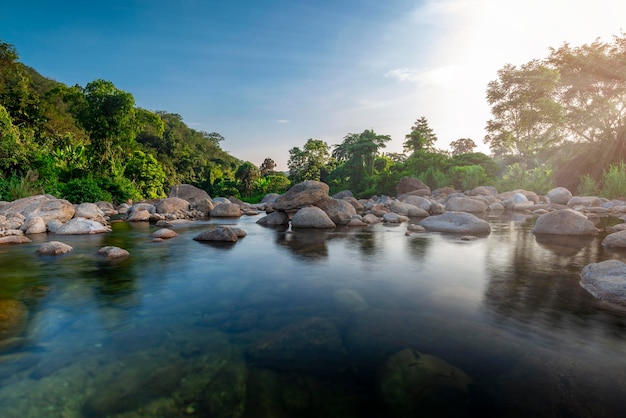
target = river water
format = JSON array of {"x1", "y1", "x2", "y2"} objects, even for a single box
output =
[{"x1": 0, "y1": 213, "x2": 625, "y2": 417}]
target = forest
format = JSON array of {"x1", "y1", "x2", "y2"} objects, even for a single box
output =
[{"x1": 1, "y1": 34, "x2": 625, "y2": 204}]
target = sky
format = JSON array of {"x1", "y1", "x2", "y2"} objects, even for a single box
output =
[{"x1": 1, "y1": 0, "x2": 624, "y2": 170}]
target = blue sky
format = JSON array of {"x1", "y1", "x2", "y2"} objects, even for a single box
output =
[{"x1": 1, "y1": 0, "x2": 624, "y2": 169}]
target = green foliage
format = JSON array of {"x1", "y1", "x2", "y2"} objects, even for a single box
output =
[
  {"x1": 498, "y1": 163, "x2": 555, "y2": 194},
  {"x1": 422, "y1": 166, "x2": 451, "y2": 189},
  {"x1": 0, "y1": 171, "x2": 43, "y2": 201},
  {"x1": 404, "y1": 116, "x2": 437, "y2": 154},
  {"x1": 235, "y1": 161, "x2": 260, "y2": 197},
  {"x1": 288, "y1": 139, "x2": 331, "y2": 183},
  {"x1": 449, "y1": 165, "x2": 490, "y2": 191},
  {"x1": 253, "y1": 173, "x2": 290, "y2": 196},
  {"x1": 450, "y1": 138, "x2": 477, "y2": 155},
  {"x1": 57, "y1": 177, "x2": 113, "y2": 204},
  {"x1": 98, "y1": 176, "x2": 142, "y2": 204},
  {"x1": 577, "y1": 174, "x2": 599, "y2": 196},
  {"x1": 124, "y1": 150, "x2": 166, "y2": 199},
  {"x1": 599, "y1": 162, "x2": 626, "y2": 199}
]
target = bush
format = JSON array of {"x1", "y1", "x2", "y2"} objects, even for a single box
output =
[
  {"x1": 449, "y1": 165, "x2": 490, "y2": 191},
  {"x1": 98, "y1": 176, "x2": 142, "y2": 204},
  {"x1": 498, "y1": 163, "x2": 555, "y2": 194},
  {"x1": 600, "y1": 162, "x2": 626, "y2": 199},
  {"x1": 577, "y1": 174, "x2": 599, "y2": 196},
  {"x1": 0, "y1": 171, "x2": 44, "y2": 201},
  {"x1": 57, "y1": 177, "x2": 112, "y2": 203}
]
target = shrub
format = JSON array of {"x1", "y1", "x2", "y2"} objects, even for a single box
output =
[
  {"x1": 449, "y1": 165, "x2": 490, "y2": 191},
  {"x1": 58, "y1": 177, "x2": 112, "y2": 203},
  {"x1": 0, "y1": 171, "x2": 44, "y2": 201},
  {"x1": 600, "y1": 162, "x2": 626, "y2": 199},
  {"x1": 498, "y1": 163, "x2": 555, "y2": 194},
  {"x1": 577, "y1": 174, "x2": 599, "y2": 196}
]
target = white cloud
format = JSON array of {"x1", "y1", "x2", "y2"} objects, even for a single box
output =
[
  {"x1": 276, "y1": 119, "x2": 290, "y2": 124},
  {"x1": 385, "y1": 66, "x2": 463, "y2": 87}
]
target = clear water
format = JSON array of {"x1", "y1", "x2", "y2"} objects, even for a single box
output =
[{"x1": 1, "y1": 213, "x2": 626, "y2": 417}]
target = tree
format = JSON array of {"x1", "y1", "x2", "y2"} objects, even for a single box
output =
[
  {"x1": 450, "y1": 138, "x2": 477, "y2": 155},
  {"x1": 287, "y1": 139, "x2": 331, "y2": 183},
  {"x1": 259, "y1": 157, "x2": 276, "y2": 176},
  {"x1": 404, "y1": 117, "x2": 437, "y2": 154},
  {"x1": 68, "y1": 79, "x2": 139, "y2": 173},
  {"x1": 235, "y1": 161, "x2": 260, "y2": 197},
  {"x1": 484, "y1": 60, "x2": 563, "y2": 163}
]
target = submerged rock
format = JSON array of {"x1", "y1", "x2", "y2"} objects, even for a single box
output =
[
  {"x1": 246, "y1": 317, "x2": 349, "y2": 375},
  {"x1": 378, "y1": 348, "x2": 472, "y2": 418},
  {"x1": 0, "y1": 235, "x2": 31, "y2": 245},
  {"x1": 333, "y1": 289, "x2": 369, "y2": 312},
  {"x1": 201, "y1": 359, "x2": 248, "y2": 418},
  {"x1": 0, "y1": 299, "x2": 29, "y2": 340},
  {"x1": 580, "y1": 259, "x2": 626, "y2": 305}
]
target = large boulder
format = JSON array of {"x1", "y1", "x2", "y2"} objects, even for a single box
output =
[
  {"x1": 55, "y1": 217, "x2": 111, "y2": 235},
  {"x1": 378, "y1": 348, "x2": 472, "y2": 418},
  {"x1": 272, "y1": 180, "x2": 329, "y2": 211},
  {"x1": 399, "y1": 195, "x2": 432, "y2": 212},
  {"x1": 315, "y1": 197, "x2": 356, "y2": 225},
  {"x1": 601, "y1": 230, "x2": 626, "y2": 248},
  {"x1": 156, "y1": 197, "x2": 190, "y2": 215},
  {"x1": 567, "y1": 196, "x2": 604, "y2": 208},
  {"x1": 419, "y1": 212, "x2": 491, "y2": 234},
  {"x1": 74, "y1": 202, "x2": 106, "y2": 221},
  {"x1": 546, "y1": 187, "x2": 573, "y2": 205},
  {"x1": 580, "y1": 260, "x2": 626, "y2": 305},
  {"x1": 193, "y1": 226, "x2": 240, "y2": 242},
  {"x1": 168, "y1": 184, "x2": 211, "y2": 204},
  {"x1": 531, "y1": 209, "x2": 597, "y2": 235},
  {"x1": 396, "y1": 177, "x2": 430, "y2": 197},
  {"x1": 291, "y1": 206, "x2": 336, "y2": 229},
  {"x1": 210, "y1": 202, "x2": 242, "y2": 218},
  {"x1": 444, "y1": 197, "x2": 487, "y2": 213},
  {"x1": 21, "y1": 216, "x2": 46, "y2": 234},
  {"x1": 0, "y1": 195, "x2": 75, "y2": 223}
]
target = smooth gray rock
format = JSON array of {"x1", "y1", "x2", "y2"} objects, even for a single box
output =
[
  {"x1": 210, "y1": 202, "x2": 242, "y2": 218},
  {"x1": 37, "y1": 241, "x2": 73, "y2": 255},
  {"x1": 55, "y1": 217, "x2": 111, "y2": 235},
  {"x1": 272, "y1": 180, "x2": 329, "y2": 211},
  {"x1": 98, "y1": 246, "x2": 130, "y2": 258},
  {"x1": 256, "y1": 211, "x2": 290, "y2": 226},
  {"x1": 193, "y1": 226, "x2": 239, "y2": 242},
  {"x1": 445, "y1": 197, "x2": 487, "y2": 213},
  {"x1": 546, "y1": 187, "x2": 573, "y2": 205},
  {"x1": 315, "y1": 197, "x2": 356, "y2": 225},
  {"x1": 419, "y1": 212, "x2": 490, "y2": 234},
  {"x1": 291, "y1": 206, "x2": 336, "y2": 228},
  {"x1": 580, "y1": 260, "x2": 626, "y2": 305},
  {"x1": 531, "y1": 209, "x2": 597, "y2": 235},
  {"x1": 155, "y1": 197, "x2": 190, "y2": 214}
]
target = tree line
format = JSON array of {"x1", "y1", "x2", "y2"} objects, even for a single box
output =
[{"x1": 2, "y1": 33, "x2": 626, "y2": 203}]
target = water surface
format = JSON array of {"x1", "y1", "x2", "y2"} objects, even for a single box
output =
[{"x1": 1, "y1": 213, "x2": 625, "y2": 417}]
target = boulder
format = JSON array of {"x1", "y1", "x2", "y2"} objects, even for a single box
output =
[
  {"x1": 531, "y1": 209, "x2": 597, "y2": 235},
  {"x1": 342, "y1": 196, "x2": 364, "y2": 212},
  {"x1": 74, "y1": 202, "x2": 106, "y2": 221},
  {"x1": 363, "y1": 214, "x2": 382, "y2": 224},
  {"x1": 193, "y1": 226, "x2": 239, "y2": 242},
  {"x1": 580, "y1": 260, "x2": 626, "y2": 305},
  {"x1": 419, "y1": 212, "x2": 491, "y2": 234},
  {"x1": 291, "y1": 206, "x2": 336, "y2": 228},
  {"x1": 210, "y1": 203, "x2": 242, "y2": 218},
  {"x1": 567, "y1": 196, "x2": 604, "y2": 208},
  {"x1": 383, "y1": 213, "x2": 410, "y2": 224},
  {"x1": 246, "y1": 317, "x2": 348, "y2": 375},
  {"x1": 399, "y1": 195, "x2": 431, "y2": 212},
  {"x1": 272, "y1": 180, "x2": 329, "y2": 211},
  {"x1": 155, "y1": 197, "x2": 190, "y2": 215},
  {"x1": 396, "y1": 177, "x2": 430, "y2": 197},
  {"x1": 445, "y1": 197, "x2": 487, "y2": 213},
  {"x1": 97, "y1": 246, "x2": 130, "y2": 259},
  {"x1": 0, "y1": 299, "x2": 29, "y2": 340},
  {"x1": 315, "y1": 197, "x2": 356, "y2": 225},
  {"x1": 0, "y1": 235, "x2": 31, "y2": 245},
  {"x1": 151, "y1": 228, "x2": 178, "y2": 239},
  {"x1": 55, "y1": 217, "x2": 111, "y2": 235},
  {"x1": 126, "y1": 208, "x2": 151, "y2": 222},
  {"x1": 256, "y1": 211, "x2": 290, "y2": 226},
  {"x1": 0, "y1": 195, "x2": 75, "y2": 223},
  {"x1": 378, "y1": 348, "x2": 472, "y2": 418},
  {"x1": 469, "y1": 186, "x2": 498, "y2": 196},
  {"x1": 546, "y1": 187, "x2": 573, "y2": 205},
  {"x1": 95, "y1": 201, "x2": 116, "y2": 216},
  {"x1": 37, "y1": 241, "x2": 73, "y2": 255},
  {"x1": 168, "y1": 184, "x2": 211, "y2": 204},
  {"x1": 21, "y1": 216, "x2": 46, "y2": 234},
  {"x1": 195, "y1": 198, "x2": 214, "y2": 214}
]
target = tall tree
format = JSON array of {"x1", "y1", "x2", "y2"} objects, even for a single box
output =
[
  {"x1": 235, "y1": 161, "x2": 260, "y2": 197},
  {"x1": 287, "y1": 139, "x2": 331, "y2": 183},
  {"x1": 484, "y1": 60, "x2": 563, "y2": 163},
  {"x1": 404, "y1": 117, "x2": 437, "y2": 154},
  {"x1": 332, "y1": 129, "x2": 391, "y2": 178},
  {"x1": 450, "y1": 138, "x2": 476, "y2": 155},
  {"x1": 68, "y1": 79, "x2": 139, "y2": 172},
  {"x1": 259, "y1": 157, "x2": 276, "y2": 176}
]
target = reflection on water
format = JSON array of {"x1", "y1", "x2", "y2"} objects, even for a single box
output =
[{"x1": 1, "y1": 214, "x2": 626, "y2": 417}]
